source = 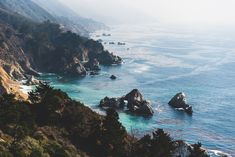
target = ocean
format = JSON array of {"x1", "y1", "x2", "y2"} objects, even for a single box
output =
[{"x1": 39, "y1": 24, "x2": 235, "y2": 156}]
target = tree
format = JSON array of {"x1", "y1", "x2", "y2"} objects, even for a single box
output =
[
  {"x1": 131, "y1": 129, "x2": 175, "y2": 157},
  {"x1": 0, "y1": 93, "x2": 34, "y2": 136},
  {"x1": 98, "y1": 108, "x2": 127, "y2": 157},
  {"x1": 189, "y1": 142, "x2": 209, "y2": 157},
  {"x1": 29, "y1": 83, "x2": 70, "y2": 125}
]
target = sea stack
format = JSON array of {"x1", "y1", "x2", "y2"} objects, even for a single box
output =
[
  {"x1": 168, "y1": 92, "x2": 193, "y2": 114},
  {"x1": 99, "y1": 89, "x2": 154, "y2": 117}
]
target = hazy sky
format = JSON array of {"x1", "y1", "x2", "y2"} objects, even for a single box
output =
[{"x1": 59, "y1": 0, "x2": 235, "y2": 26}]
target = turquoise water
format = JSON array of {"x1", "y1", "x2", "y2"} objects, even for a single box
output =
[{"x1": 40, "y1": 24, "x2": 235, "y2": 156}]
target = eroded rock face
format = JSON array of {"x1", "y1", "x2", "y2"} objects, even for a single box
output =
[
  {"x1": 84, "y1": 58, "x2": 101, "y2": 71},
  {"x1": 99, "y1": 89, "x2": 154, "y2": 117},
  {"x1": 24, "y1": 75, "x2": 40, "y2": 86},
  {"x1": 168, "y1": 92, "x2": 193, "y2": 114},
  {"x1": 64, "y1": 62, "x2": 87, "y2": 76}
]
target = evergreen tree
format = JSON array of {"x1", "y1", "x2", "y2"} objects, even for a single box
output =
[
  {"x1": 99, "y1": 108, "x2": 127, "y2": 157},
  {"x1": 189, "y1": 142, "x2": 209, "y2": 157}
]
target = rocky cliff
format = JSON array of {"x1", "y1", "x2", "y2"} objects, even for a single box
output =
[{"x1": 0, "y1": 7, "x2": 121, "y2": 97}]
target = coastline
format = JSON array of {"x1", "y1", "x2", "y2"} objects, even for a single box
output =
[
  {"x1": 19, "y1": 73, "x2": 233, "y2": 157},
  {"x1": 4, "y1": 24, "x2": 233, "y2": 156}
]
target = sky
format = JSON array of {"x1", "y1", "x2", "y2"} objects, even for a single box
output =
[{"x1": 59, "y1": 0, "x2": 235, "y2": 27}]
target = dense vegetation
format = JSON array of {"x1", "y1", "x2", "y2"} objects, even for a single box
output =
[{"x1": 0, "y1": 83, "x2": 208, "y2": 157}]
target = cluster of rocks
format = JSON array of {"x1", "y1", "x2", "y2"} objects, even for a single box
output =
[
  {"x1": 99, "y1": 91, "x2": 194, "y2": 117},
  {"x1": 117, "y1": 42, "x2": 125, "y2": 45},
  {"x1": 168, "y1": 92, "x2": 193, "y2": 114},
  {"x1": 99, "y1": 89, "x2": 154, "y2": 117}
]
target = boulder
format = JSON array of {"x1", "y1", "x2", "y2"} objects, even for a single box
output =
[
  {"x1": 131, "y1": 100, "x2": 154, "y2": 116},
  {"x1": 110, "y1": 75, "x2": 117, "y2": 80},
  {"x1": 99, "y1": 89, "x2": 154, "y2": 117},
  {"x1": 125, "y1": 89, "x2": 144, "y2": 104},
  {"x1": 125, "y1": 89, "x2": 153, "y2": 116},
  {"x1": 168, "y1": 92, "x2": 193, "y2": 114},
  {"x1": 99, "y1": 97, "x2": 125, "y2": 109}
]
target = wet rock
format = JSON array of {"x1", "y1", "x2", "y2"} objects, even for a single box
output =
[
  {"x1": 90, "y1": 71, "x2": 99, "y2": 75},
  {"x1": 98, "y1": 51, "x2": 122, "y2": 65},
  {"x1": 110, "y1": 75, "x2": 117, "y2": 80},
  {"x1": 99, "y1": 89, "x2": 154, "y2": 117},
  {"x1": 125, "y1": 89, "x2": 154, "y2": 116},
  {"x1": 102, "y1": 33, "x2": 111, "y2": 36},
  {"x1": 99, "y1": 97, "x2": 125, "y2": 109},
  {"x1": 168, "y1": 92, "x2": 193, "y2": 114},
  {"x1": 117, "y1": 42, "x2": 125, "y2": 45}
]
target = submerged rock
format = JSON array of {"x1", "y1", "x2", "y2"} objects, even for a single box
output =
[
  {"x1": 99, "y1": 89, "x2": 154, "y2": 117},
  {"x1": 168, "y1": 92, "x2": 193, "y2": 114}
]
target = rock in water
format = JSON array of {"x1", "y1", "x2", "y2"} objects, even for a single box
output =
[
  {"x1": 110, "y1": 75, "x2": 117, "y2": 80},
  {"x1": 125, "y1": 89, "x2": 144, "y2": 105},
  {"x1": 99, "y1": 97, "x2": 125, "y2": 109},
  {"x1": 99, "y1": 89, "x2": 154, "y2": 117},
  {"x1": 168, "y1": 92, "x2": 193, "y2": 114},
  {"x1": 125, "y1": 89, "x2": 153, "y2": 116}
]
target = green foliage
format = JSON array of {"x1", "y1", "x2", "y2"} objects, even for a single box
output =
[
  {"x1": 0, "y1": 83, "x2": 209, "y2": 157},
  {"x1": 29, "y1": 82, "x2": 70, "y2": 125},
  {"x1": 46, "y1": 143, "x2": 71, "y2": 157},
  {"x1": 0, "y1": 93, "x2": 35, "y2": 137},
  {"x1": 131, "y1": 129, "x2": 175, "y2": 157},
  {"x1": 0, "y1": 145, "x2": 13, "y2": 157},
  {"x1": 96, "y1": 108, "x2": 127, "y2": 157}
]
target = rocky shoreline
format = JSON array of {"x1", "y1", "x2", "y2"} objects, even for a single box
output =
[{"x1": 0, "y1": 19, "x2": 122, "y2": 98}]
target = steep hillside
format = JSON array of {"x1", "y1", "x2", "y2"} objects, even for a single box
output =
[
  {"x1": 0, "y1": 0, "x2": 107, "y2": 36},
  {"x1": 33, "y1": 0, "x2": 107, "y2": 35},
  {"x1": 0, "y1": 0, "x2": 56, "y2": 22}
]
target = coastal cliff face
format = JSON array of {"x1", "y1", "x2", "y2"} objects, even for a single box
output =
[{"x1": 0, "y1": 3, "x2": 121, "y2": 96}]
